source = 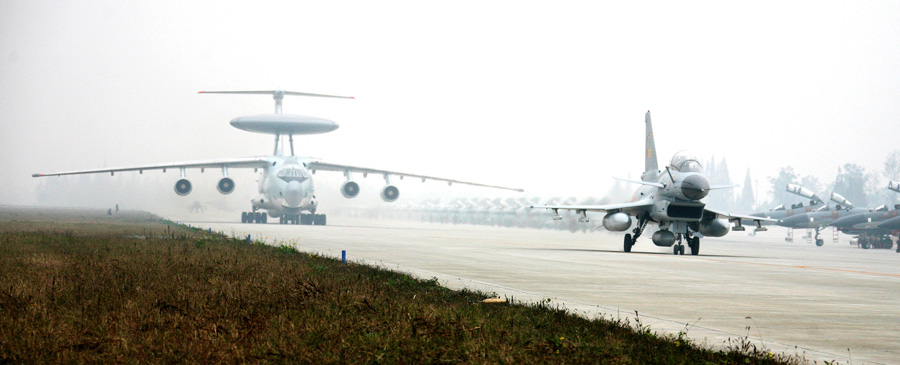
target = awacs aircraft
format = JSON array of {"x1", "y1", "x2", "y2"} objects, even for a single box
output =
[
  {"x1": 530, "y1": 111, "x2": 775, "y2": 255},
  {"x1": 33, "y1": 90, "x2": 522, "y2": 225}
]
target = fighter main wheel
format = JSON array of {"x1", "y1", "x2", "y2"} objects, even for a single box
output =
[
  {"x1": 815, "y1": 239, "x2": 824, "y2": 247},
  {"x1": 690, "y1": 237, "x2": 700, "y2": 255},
  {"x1": 624, "y1": 234, "x2": 633, "y2": 253}
]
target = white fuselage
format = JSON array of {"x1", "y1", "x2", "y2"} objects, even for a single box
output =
[{"x1": 252, "y1": 156, "x2": 317, "y2": 216}]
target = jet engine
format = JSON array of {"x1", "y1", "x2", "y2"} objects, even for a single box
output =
[
  {"x1": 651, "y1": 230, "x2": 676, "y2": 247},
  {"x1": 602, "y1": 212, "x2": 632, "y2": 231},
  {"x1": 699, "y1": 218, "x2": 730, "y2": 237},
  {"x1": 217, "y1": 177, "x2": 235, "y2": 195},
  {"x1": 174, "y1": 179, "x2": 192, "y2": 196},
  {"x1": 380, "y1": 185, "x2": 400, "y2": 202},
  {"x1": 341, "y1": 180, "x2": 360, "y2": 199}
]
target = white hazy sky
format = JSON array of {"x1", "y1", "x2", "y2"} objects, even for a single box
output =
[{"x1": 2, "y1": 1, "x2": 899, "y2": 208}]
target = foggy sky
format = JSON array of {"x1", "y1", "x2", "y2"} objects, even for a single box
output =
[{"x1": 2, "y1": 1, "x2": 899, "y2": 213}]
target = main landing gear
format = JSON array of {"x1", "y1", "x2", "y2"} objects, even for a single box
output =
[
  {"x1": 278, "y1": 213, "x2": 327, "y2": 226},
  {"x1": 623, "y1": 217, "x2": 701, "y2": 256},
  {"x1": 623, "y1": 217, "x2": 649, "y2": 252},
  {"x1": 685, "y1": 235, "x2": 700, "y2": 256},
  {"x1": 241, "y1": 211, "x2": 267, "y2": 224}
]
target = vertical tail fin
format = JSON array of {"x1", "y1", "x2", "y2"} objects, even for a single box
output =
[{"x1": 644, "y1": 111, "x2": 658, "y2": 175}]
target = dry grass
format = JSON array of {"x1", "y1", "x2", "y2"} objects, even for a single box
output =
[{"x1": 0, "y1": 207, "x2": 803, "y2": 363}]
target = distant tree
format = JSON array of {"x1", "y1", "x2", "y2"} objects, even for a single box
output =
[
  {"x1": 705, "y1": 156, "x2": 734, "y2": 210},
  {"x1": 739, "y1": 169, "x2": 755, "y2": 211},
  {"x1": 885, "y1": 150, "x2": 900, "y2": 205},
  {"x1": 832, "y1": 164, "x2": 869, "y2": 208},
  {"x1": 799, "y1": 175, "x2": 824, "y2": 201},
  {"x1": 768, "y1": 166, "x2": 799, "y2": 207},
  {"x1": 884, "y1": 150, "x2": 900, "y2": 183}
]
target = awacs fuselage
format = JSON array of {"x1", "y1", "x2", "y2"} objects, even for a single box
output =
[{"x1": 254, "y1": 156, "x2": 317, "y2": 216}]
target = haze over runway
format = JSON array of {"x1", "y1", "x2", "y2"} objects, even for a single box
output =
[
  {"x1": 3, "y1": 1, "x2": 900, "y2": 214},
  {"x1": 177, "y1": 216, "x2": 900, "y2": 364}
]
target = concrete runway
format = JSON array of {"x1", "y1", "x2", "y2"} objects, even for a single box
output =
[{"x1": 174, "y1": 216, "x2": 900, "y2": 364}]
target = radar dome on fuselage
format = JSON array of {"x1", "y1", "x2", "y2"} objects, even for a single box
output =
[
  {"x1": 669, "y1": 151, "x2": 702, "y2": 173},
  {"x1": 230, "y1": 114, "x2": 339, "y2": 135}
]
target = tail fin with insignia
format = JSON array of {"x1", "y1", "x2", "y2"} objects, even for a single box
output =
[{"x1": 644, "y1": 111, "x2": 658, "y2": 178}]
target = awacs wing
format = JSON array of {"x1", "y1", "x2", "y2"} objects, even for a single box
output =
[
  {"x1": 32, "y1": 157, "x2": 270, "y2": 177},
  {"x1": 530, "y1": 199, "x2": 654, "y2": 216},
  {"x1": 306, "y1": 161, "x2": 523, "y2": 192}
]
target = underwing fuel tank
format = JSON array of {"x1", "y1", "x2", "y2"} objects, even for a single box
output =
[
  {"x1": 602, "y1": 212, "x2": 632, "y2": 231},
  {"x1": 699, "y1": 218, "x2": 730, "y2": 237},
  {"x1": 651, "y1": 230, "x2": 676, "y2": 247}
]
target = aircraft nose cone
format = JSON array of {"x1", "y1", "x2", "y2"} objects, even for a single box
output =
[
  {"x1": 878, "y1": 216, "x2": 900, "y2": 230},
  {"x1": 681, "y1": 174, "x2": 710, "y2": 200},
  {"x1": 284, "y1": 180, "x2": 304, "y2": 207},
  {"x1": 781, "y1": 214, "x2": 808, "y2": 227},
  {"x1": 831, "y1": 214, "x2": 864, "y2": 229}
]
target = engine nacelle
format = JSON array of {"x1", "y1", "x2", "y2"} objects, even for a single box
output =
[
  {"x1": 651, "y1": 230, "x2": 676, "y2": 247},
  {"x1": 380, "y1": 185, "x2": 400, "y2": 202},
  {"x1": 217, "y1": 177, "x2": 235, "y2": 195},
  {"x1": 602, "y1": 212, "x2": 632, "y2": 231},
  {"x1": 699, "y1": 218, "x2": 730, "y2": 237},
  {"x1": 341, "y1": 180, "x2": 360, "y2": 199},
  {"x1": 174, "y1": 179, "x2": 192, "y2": 196}
]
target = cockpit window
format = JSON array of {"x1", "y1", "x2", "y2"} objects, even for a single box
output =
[{"x1": 669, "y1": 151, "x2": 703, "y2": 173}]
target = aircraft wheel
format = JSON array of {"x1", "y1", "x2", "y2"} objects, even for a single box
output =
[
  {"x1": 815, "y1": 239, "x2": 824, "y2": 247},
  {"x1": 314, "y1": 214, "x2": 327, "y2": 226},
  {"x1": 690, "y1": 237, "x2": 700, "y2": 255},
  {"x1": 241, "y1": 212, "x2": 247, "y2": 223},
  {"x1": 261, "y1": 213, "x2": 267, "y2": 224},
  {"x1": 624, "y1": 234, "x2": 633, "y2": 253},
  {"x1": 861, "y1": 240, "x2": 870, "y2": 249}
]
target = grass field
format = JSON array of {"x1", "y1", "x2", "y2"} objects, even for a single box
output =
[{"x1": 0, "y1": 207, "x2": 801, "y2": 363}]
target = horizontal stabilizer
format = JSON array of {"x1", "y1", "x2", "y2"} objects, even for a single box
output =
[{"x1": 198, "y1": 90, "x2": 354, "y2": 99}]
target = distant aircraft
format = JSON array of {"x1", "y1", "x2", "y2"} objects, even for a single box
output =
[
  {"x1": 825, "y1": 181, "x2": 900, "y2": 249},
  {"x1": 33, "y1": 90, "x2": 522, "y2": 225},
  {"x1": 779, "y1": 191, "x2": 872, "y2": 247},
  {"x1": 530, "y1": 111, "x2": 774, "y2": 255},
  {"x1": 744, "y1": 184, "x2": 827, "y2": 228}
]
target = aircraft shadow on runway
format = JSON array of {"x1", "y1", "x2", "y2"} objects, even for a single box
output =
[{"x1": 517, "y1": 247, "x2": 760, "y2": 259}]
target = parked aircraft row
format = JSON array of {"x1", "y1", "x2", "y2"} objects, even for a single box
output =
[{"x1": 748, "y1": 181, "x2": 900, "y2": 249}]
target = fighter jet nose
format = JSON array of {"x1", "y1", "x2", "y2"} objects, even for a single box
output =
[
  {"x1": 831, "y1": 215, "x2": 861, "y2": 229},
  {"x1": 781, "y1": 215, "x2": 805, "y2": 226},
  {"x1": 681, "y1": 174, "x2": 710, "y2": 200}
]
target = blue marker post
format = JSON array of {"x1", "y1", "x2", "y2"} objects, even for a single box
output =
[
  {"x1": 208, "y1": 228, "x2": 211, "y2": 234},
  {"x1": 247, "y1": 234, "x2": 251, "y2": 243},
  {"x1": 342, "y1": 250, "x2": 347, "y2": 265}
]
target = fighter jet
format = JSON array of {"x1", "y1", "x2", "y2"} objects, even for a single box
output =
[
  {"x1": 33, "y1": 90, "x2": 522, "y2": 225},
  {"x1": 778, "y1": 191, "x2": 871, "y2": 246},
  {"x1": 825, "y1": 181, "x2": 900, "y2": 249},
  {"x1": 530, "y1": 111, "x2": 775, "y2": 255},
  {"x1": 743, "y1": 184, "x2": 827, "y2": 227}
]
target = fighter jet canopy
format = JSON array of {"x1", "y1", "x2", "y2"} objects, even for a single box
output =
[{"x1": 669, "y1": 151, "x2": 703, "y2": 173}]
